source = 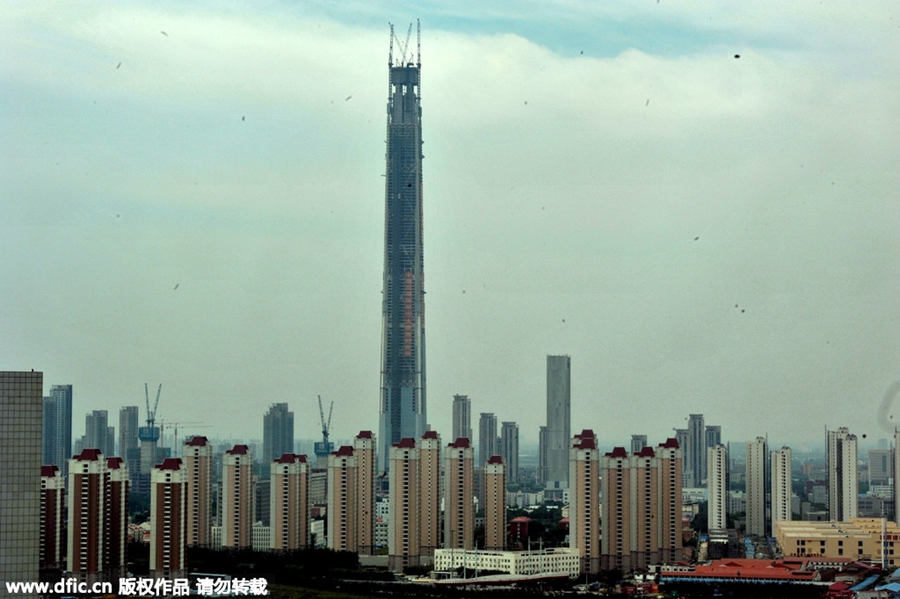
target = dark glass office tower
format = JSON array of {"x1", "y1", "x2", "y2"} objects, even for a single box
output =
[{"x1": 379, "y1": 23, "x2": 426, "y2": 470}]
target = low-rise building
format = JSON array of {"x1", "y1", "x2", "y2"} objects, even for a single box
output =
[
  {"x1": 433, "y1": 548, "x2": 580, "y2": 578},
  {"x1": 776, "y1": 518, "x2": 900, "y2": 566}
]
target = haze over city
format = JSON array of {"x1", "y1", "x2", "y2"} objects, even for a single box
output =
[{"x1": 2, "y1": 1, "x2": 898, "y2": 450}]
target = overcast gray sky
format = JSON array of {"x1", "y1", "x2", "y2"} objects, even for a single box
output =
[{"x1": 2, "y1": 1, "x2": 898, "y2": 453}]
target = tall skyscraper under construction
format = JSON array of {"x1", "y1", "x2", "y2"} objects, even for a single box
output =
[{"x1": 379, "y1": 22, "x2": 427, "y2": 469}]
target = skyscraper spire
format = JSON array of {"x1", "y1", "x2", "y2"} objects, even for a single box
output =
[{"x1": 379, "y1": 21, "x2": 426, "y2": 471}]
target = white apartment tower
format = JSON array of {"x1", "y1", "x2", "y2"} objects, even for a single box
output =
[
  {"x1": 745, "y1": 437, "x2": 768, "y2": 537},
  {"x1": 707, "y1": 444, "x2": 728, "y2": 532},
  {"x1": 827, "y1": 427, "x2": 858, "y2": 521},
  {"x1": 771, "y1": 446, "x2": 792, "y2": 533}
]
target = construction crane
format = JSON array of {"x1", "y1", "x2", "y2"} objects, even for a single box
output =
[
  {"x1": 158, "y1": 420, "x2": 210, "y2": 458},
  {"x1": 314, "y1": 395, "x2": 334, "y2": 468},
  {"x1": 139, "y1": 383, "x2": 162, "y2": 444}
]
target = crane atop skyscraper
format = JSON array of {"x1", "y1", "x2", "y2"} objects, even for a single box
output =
[
  {"x1": 144, "y1": 383, "x2": 161, "y2": 430},
  {"x1": 314, "y1": 395, "x2": 334, "y2": 468}
]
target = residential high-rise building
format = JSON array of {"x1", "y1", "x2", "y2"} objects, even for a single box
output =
[
  {"x1": 546, "y1": 355, "x2": 571, "y2": 488},
  {"x1": 221, "y1": 445, "x2": 253, "y2": 549},
  {"x1": 42, "y1": 384, "x2": 72, "y2": 478},
  {"x1": 484, "y1": 456, "x2": 506, "y2": 551},
  {"x1": 630, "y1": 434, "x2": 648, "y2": 455},
  {"x1": 746, "y1": 437, "x2": 768, "y2": 537},
  {"x1": 378, "y1": 23, "x2": 427, "y2": 469},
  {"x1": 270, "y1": 453, "x2": 309, "y2": 551},
  {"x1": 478, "y1": 412, "x2": 498, "y2": 469},
  {"x1": 388, "y1": 438, "x2": 421, "y2": 570},
  {"x1": 707, "y1": 444, "x2": 728, "y2": 532},
  {"x1": 418, "y1": 431, "x2": 441, "y2": 558},
  {"x1": 40, "y1": 465, "x2": 65, "y2": 571},
  {"x1": 500, "y1": 421, "x2": 519, "y2": 484},
  {"x1": 600, "y1": 439, "x2": 684, "y2": 572},
  {"x1": 66, "y1": 450, "x2": 128, "y2": 584},
  {"x1": 1, "y1": 371, "x2": 43, "y2": 590},
  {"x1": 827, "y1": 427, "x2": 858, "y2": 521},
  {"x1": 150, "y1": 458, "x2": 186, "y2": 579},
  {"x1": 656, "y1": 439, "x2": 684, "y2": 565},
  {"x1": 183, "y1": 436, "x2": 212, "y2": 547},
  {"x1": 868, "y1": 449, "x2": 893, "y2": 486},
  {"x1": 354, "y1": 431, "x2": 376, "y2": 555},
  {"x1": 263, "y1": 403, "x2": 294, "y2": 465},
  {"x1": 327, "y1": 446, "x2": 358, "y2": 552},
  {"x1": 452, "y1": 395, "x2": 472, "y2": 443},
  {"x1": 687, "y1": 414, "x2": 705, "y2": 487},
  {"x1": 570, "y1": 430, "x2": 600, "y2": 574},
  {"x1": 119, "y1": 406, "x2": 140, "y2": 487},
  {"x1": 445, "y1": 438, "x2": 474, "y2": 550},
  {"x1": 67, "y1": 449, "x2": 107, "y2": 585},
  {"x1": 107, "y1": 457, "x2": 129, "y2": 580},
  {"x1": 538, "y1": 426, "x2": 548, "y2": 485},
  {"x1": 771, "y1": 446, "x2": 792, "y2": 534}
]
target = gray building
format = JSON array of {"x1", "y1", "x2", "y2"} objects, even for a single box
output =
[
  {"x1": 378, "y1": 24, "x2": 427, "y2": 470},
  {"x1": 687, "y1": 414, "x2": 705, "y2": 487},
  {"x1": 42, "y1": 384, "x2": 72, "y2": 477},
  {"x1": 263, "y1": 403, "x2": 294, "y2": 465},
  {"x1": 479, "y1": 412, "x2": 498, "y2": 469},
  {"x1": 538, "y1": 425, "x2": 548, "y2": 484},
  {"x1": 120, "y1": 405, "x2": 140, "y2": 486},
  {"x1": 630, "y1": 434, "x2": 648, "y2": 455},
  {"x1": 546, "y1": 355, "x2": 571, "y2": 487},
  {"x1": 85, "y1": 410, "x2": 114, "y2": 457},
  {"x1": 452, "y1": 394, "x2": 472, "y2": 443},
  {"x1": 500, "y1": 421, "x2": 519, "y2": 484},
  {"x1": 1, "y1": 371, "x2": 43, "y2": 592}
]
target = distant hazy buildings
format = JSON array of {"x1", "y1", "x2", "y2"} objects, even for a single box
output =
[
  {"x1": 183, "y1": 436, "x2": 212, "y2": 547},
  {"x1": 771, "y1": 446, "x2": 793, "y2": 534},
  {"x1": 546, "y1": 355, "x2": 571, "y2": 488},
  {"x1": 221, "y1": 445, "x2": 253, "y2": 549},
  {"x1": 630, "y1": 434, "x2": 647, "y2": 455},
  {"x1": 263, "y1": 403, "x2": 294, "y2": 465},
  {"x1": 84, "y1": 410, "x2": 114, "y2": 458},
  {"x1": 119, "y1": 406, "x2": 140, "y2": 486},
  {"x1": 1, "y1": 371, "x2": 43, "y2": 589},
  {"x1": 500, "y1": 421, "x2": 519, "y2": 484},
  {"x1": 478, "y1": 412, "x2": 498, "y2": 469},
  {"x1": 42, "y1": 384, "x2": 72, "y2": 478},
  {"x1": 569, "y1": 430, "x2": 599, "y2": 573},
  {"x1": 538, "y1": 426, "x2": 549, "y2": 485},
  {"x1": 868, "y1": 448, "x2": 893, "y2": 486},
  {"x1": 746, "y1": 437, "x2": 767, "y2": 537},
  {"x1": 150, "y1": 458, "x2": 187, "y2": 579},
  {"x1": 827, "y1": 427, "x2": 858, "y2": 521},
  {"x1": 451, "y1": 395, "x2": 472, "y2": 443}
]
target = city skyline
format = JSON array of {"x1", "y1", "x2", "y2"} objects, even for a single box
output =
[{"x1": 2, "y1": 2, "x2": 898, "y2": 450}]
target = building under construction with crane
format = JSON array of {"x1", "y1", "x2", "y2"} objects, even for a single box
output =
[
  {"x1": 137, "y1": 383, "x2": 162, "y2": 494},
  {"x1": 379, "y1": 22, "x2": 427, "y2": 471}
]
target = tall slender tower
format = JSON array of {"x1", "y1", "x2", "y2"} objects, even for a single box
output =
[
  {"x1": 379, "y1": 22, "x2": 427, "y2": 469},
  {"x1": 546, "y1": 355, "x2": 571, "y2": 487},
  {"x1": 745, "y1": 436, "x2": 768, "y2": 537},
  {"x1": 771, "y1": 446, "x2": 792, "y2": 534}
]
